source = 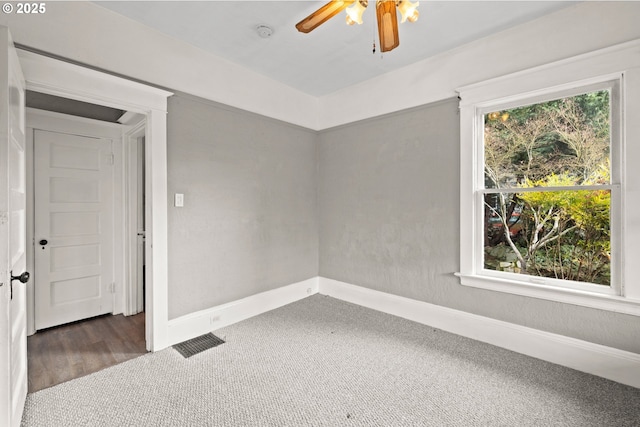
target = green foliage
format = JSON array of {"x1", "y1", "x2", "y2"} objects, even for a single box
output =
[
  {"x1": 483, "y1": 90, "x2": 612, "y2": 286},
  {"x1": 519, "y1": 174, "x2": 576, "y2": 210},
  {"x1": 517, "y1": 173, "x2": 610, "y2": 285}
]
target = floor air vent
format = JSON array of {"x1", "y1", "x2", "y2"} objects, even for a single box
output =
[{"x1": 173, "y1": 333, "x2": 225, "y2": 358}]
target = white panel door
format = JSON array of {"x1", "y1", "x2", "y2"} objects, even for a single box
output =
[
  {"x1": 0, "y1": 27, "x2": 28, "y2": 427},
  {"x1": 34, "y1": 130, "x2": 114, "y2": 330}
]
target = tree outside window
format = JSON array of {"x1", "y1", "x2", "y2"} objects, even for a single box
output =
[{"x1": 482, "y1": 90, "x2": 612, "y2": 286}]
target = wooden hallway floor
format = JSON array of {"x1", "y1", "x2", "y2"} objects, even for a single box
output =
[{"x1": 27, "y1": 313, "x2": 147, "y2": 393}]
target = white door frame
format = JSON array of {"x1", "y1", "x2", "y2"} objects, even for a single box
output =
[
  {"x1": 17, "y1": 50, "x2": 173, "y2": 351},
  {"x1": 124, "y1": 119, "x2": 146, "y2": 316},
  {"x1": 26, "y1": 108, "x2": 125, "y2": 333}
]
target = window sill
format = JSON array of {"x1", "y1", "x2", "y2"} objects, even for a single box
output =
[{"x1": 455, "y1": 273, "x2": 640, "y2": 316}]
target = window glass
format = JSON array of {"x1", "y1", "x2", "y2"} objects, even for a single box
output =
[{"x1": 482, "y1": 90, "x2": 611, "y2": 287}]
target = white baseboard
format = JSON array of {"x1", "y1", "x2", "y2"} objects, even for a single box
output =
[
  {"x1": 167, "y1": 277, "x2": 319, "y2": 347},
  {"x1": 318, "y1": 277, "x2": 640, "y2": 389},
  {"x1": 165, "y1": 275, "x2": 640, "y2": 389}
]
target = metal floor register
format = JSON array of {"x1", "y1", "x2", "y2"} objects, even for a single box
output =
[{"x1": 173, "y1": 333, "x2": 225, "y2": 358}]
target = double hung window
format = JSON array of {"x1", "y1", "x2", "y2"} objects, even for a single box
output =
[
  {"x1": 481, "y1": 82, "x2": 619, "y2": 294},
  {"x1": 457, "y1": 42, "x2": 640, "y2": 315}
]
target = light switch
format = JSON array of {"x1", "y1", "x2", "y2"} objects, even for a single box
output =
[{"x1": 174, "y1": 193, "x2": 184, "y2": 207}]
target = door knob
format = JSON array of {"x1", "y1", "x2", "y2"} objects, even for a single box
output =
[
  {"x1": 11, "y1": 271, "x2": 30, "y2": 284},
  {"x1": 9, "y1": 271, "x2": 30, "y2": 300},
  {"x1": 39, "y1": 239, "x2": 48, "y2": 246}
]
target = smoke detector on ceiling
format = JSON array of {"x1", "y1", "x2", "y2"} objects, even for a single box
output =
[{"x1": 256, "y1": 25, "x2": 274, "y2": 39}]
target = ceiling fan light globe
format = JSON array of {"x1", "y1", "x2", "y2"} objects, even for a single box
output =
[
  {"x1": 345, "y1": 0, "x2": 367, "y2": 25},
  {"x1": 398, "y1": 0, "x2": 419, "y2": 23}
]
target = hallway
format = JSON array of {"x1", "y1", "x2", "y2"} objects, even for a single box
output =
[{"x1": 27, "y1": 313, "x2": 146, "y2": 393}]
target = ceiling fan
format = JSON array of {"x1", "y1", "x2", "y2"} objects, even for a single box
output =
[{"x1": 295, "y1": 0, "x2": 420, "y2": 53}]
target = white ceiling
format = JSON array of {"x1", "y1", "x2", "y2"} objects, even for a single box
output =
[{"x1": 94, "y1": 1, "x2": 575, "y2": 97}]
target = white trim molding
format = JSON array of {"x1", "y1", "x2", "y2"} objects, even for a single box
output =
[
  {"x1": 17, "y1": 50, "x2": 171, "y2": 114},
  {"x1": 166, "y1": 275, "x2": 640, "y2": 388},
  {"x1": 123, "y1": 119, "x2": 146, "y2": 317},
  {"x1": 455, "y1": 273, "x2": 640, "y2": 316},
  {"x1": 318, "y1": 277, "x2": 640, "y2": 389},
  {"x1": 457, "y1": 39, "x2": 640, "y2": 107},
  {"x1": 456, "y1": 39, "x2": 640, "y2": 314},
  {"x1": 17, "y1": 49, "x2": 173, "y2": 352},
  {"x1": 167, "y1": 277, "x2": 319, "y2": 347}
]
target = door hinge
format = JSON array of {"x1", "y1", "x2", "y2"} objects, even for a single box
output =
[
  {"x1": 109, "y1": 283, "x2": 116, "y2": 294},
  {"x1": 106, "y1": 153, "x2": 114, "y2": 165}
]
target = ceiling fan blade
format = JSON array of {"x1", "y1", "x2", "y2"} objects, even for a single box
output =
[
  {"x1": 376, "y1": 0, "x2": 400, "y2": 52},
  {"x1": 296, "y1": 0, "x2": 355, "y2": 33}
]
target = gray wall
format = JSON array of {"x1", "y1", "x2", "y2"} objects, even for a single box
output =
[
  {"x1": 167, "y1": 94, "x2": 318, "y2": 319},
  {"x1": 318, "y1": 98, "x2": 640, "y2": 354},
  {"x1": 165, "y1": 92, "x2": 640, "y2": 354}
]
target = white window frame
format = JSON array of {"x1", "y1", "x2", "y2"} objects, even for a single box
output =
[{"x1": 456, "y1": 40, "x2": 640, "y2": 316}]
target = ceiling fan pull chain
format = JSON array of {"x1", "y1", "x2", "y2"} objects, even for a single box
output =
[{"x1": 372, "y1": 13, "x2": 376, "y2": 54}]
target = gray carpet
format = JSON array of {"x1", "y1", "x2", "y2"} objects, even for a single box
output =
[{"x1": 21, "y1": 295, "x2": 640, "y2": 426}]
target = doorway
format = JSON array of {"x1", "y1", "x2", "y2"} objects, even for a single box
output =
[
  {"x1": 25, "y1": 99, "x2": 148, "y2": 388},
  {"x1": 17, "y1": 48, "x2": 173, "y2": 352},
  {"x1": 26, "y1": 104, "x2": 146, "y2": 329},
  {"x1": 2, "y1": 35, "x2": 170, "y2": 425}
]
